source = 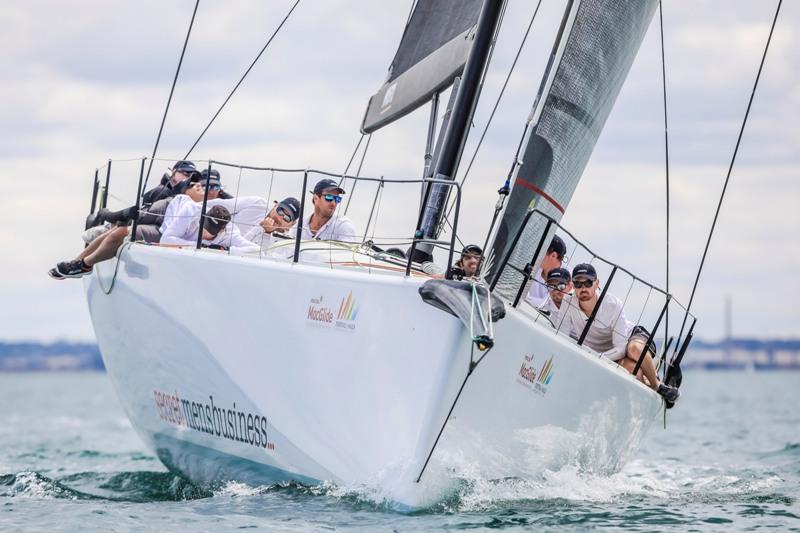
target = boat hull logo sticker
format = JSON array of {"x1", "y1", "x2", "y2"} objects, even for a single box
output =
[
  {"x1": 307, "y1": 295, "x2": 334, "y2": 327},
  {"x1": 335, "y1": 292, "x2": 359, "y2": 331},
  {"x1": 517, "y1": 354, "x2": 554, "y2": 396}
]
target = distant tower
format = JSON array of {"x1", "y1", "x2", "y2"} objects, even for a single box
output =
[{"x1": 724, "y1": 296, "x2": 732, "y2": 361}]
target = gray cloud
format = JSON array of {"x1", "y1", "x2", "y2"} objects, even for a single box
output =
[{"x1": 0, "y1": 0, "x2": 797, "y2": 342}]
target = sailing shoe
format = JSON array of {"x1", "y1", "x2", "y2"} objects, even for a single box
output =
[
  {"x1": 48, "y1": 267, "x2": 65, "y2": 280},
  {"x1": 56, "y1": 259, "x2": 93, "y2": 279},
  {"x1": 657, "y1": 383, "x2": 680, "y2": 407}
]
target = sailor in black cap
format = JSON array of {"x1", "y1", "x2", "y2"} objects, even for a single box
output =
[
  {"x1": 558, "y1": 263, "x2": 680, "y2": 403},
  {"x1": 292, "y1": 179, "x2": 356, "y2": 243},
  {"x1": 159, "y1": 204, "x2": 258, "y2": 253},
  {"x1": 524, "y1": 235, "x2": 567, "y2": 307},
  {"x1": 88, "y1": 161, "x2": 202, "y2": 229},
  {"x1": 243, "y1": 197, "x2": 302, "y2": 254},
  {"x1": 540, "y1": 266, "x2": 572, "y2": 317},
  {"x1": 447, "y1": 244, "x2": 483, "y2": 280}
]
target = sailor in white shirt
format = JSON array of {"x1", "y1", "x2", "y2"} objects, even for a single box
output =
[
  {"x1": 243, "y1": 197, "x2": 301, "y2": 255},
  {"x1": 161, "y1": 204, "x2": 258, "y2": 253},
  {"x1": 297, "y1": 178, "x2": 357, "y2": 243},
  {"x1": 244, "y1": 181, "x2": 356, "y2": 258},
  {"x1": 524, "y1": 235, "x2": 567, "y2": 308},
  {"x1": 539, "y1": 267, "x2": 573, "y2": 320},
  {"x1": 559, "y1": 263, "x2": 680, "y2": 403}
]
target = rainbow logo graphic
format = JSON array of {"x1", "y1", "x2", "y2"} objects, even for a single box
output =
[
  {"x1": 337, "y1": 292, "x2": 359, "y2": 322},
  {"x1": 536, "y1": 356, "x2": 554, "y2": 385}
]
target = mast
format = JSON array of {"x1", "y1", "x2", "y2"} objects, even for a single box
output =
[{"x1": 413, "y1": 0, "x2": 505, "y2": 259}]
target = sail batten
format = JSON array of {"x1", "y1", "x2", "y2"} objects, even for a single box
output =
[{"x1": 488, "y1": 0, "x2": 659, "y2": 295}]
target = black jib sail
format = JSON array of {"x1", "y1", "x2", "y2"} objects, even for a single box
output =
[
  {"x1": 361, "y1": 0, "x2": 482, "y2": 134},
  {"x1": 488, "y1": 0, "x2": 658, "y2": 296}
]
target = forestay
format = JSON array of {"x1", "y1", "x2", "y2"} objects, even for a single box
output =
[{"x1": 488, "y1": 0, "x2": 658, "y2": 296}]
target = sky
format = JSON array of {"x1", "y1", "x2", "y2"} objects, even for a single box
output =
[{"x1": 0, "y1": 0, "x2": 797, "y2": 342}]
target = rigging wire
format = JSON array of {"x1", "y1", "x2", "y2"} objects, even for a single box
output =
[
  {"x1": 183, "y1": 0, "x2": 301, "y2": 159},
  {"x1": 675, "y1": 0, "x2": 783, "y2": 347},
  {"x1": 439, "y1": 0, "x2": 543, "y2": 235},
  {"x1": 141, "y1": 0, "x2": 200, "y2": 194},
  {"x1": 343, "y1": 134, "x2": 372, "y2": 215},
  {"x1": 338, "y1": 133, "x2": 365, "y2": 192},
  {"x1": 658, "y1": 0, "x2": 671, "y2": 372}
]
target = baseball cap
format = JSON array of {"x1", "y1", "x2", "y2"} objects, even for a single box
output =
[
  {"x1": 548, "y1": 235, "x2": 567, "y2": 259},
  {"x1": 276, "y1": 197, "x2": 301, "y2": 222},
  {"x1": 203, "y1": 205, "x2": 231, "y2": 237},
  {"x1": 462, "y1": 244, "x2": 483, "y2": 256},
  {"x1": 173, "y1": 160, "x2": 198, "y2": 174},
  {"x1": 546, "y1": 267, "x2": 571, "y2": 283},
  {"x1": 312, "y1": 178, "x2": 345, "y2": 195},
  {"x1": 572, "y1": 263, "x2": 597, "y2": 281},
  {"x1": 201, "y1": 168, "x2": 222, "y2": 188}
]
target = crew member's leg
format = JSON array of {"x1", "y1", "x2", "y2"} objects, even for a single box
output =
[
  {"x1": 83, "y1": 226, "x2": 129, "y2": 266},
  {"x1": 621, "y1": 339, "x2": 658, "y2": 389}
]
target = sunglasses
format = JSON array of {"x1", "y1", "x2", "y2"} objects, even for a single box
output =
[
  {"x1": 547, "y1": 282, "x2": 568, "y2": 291},
  {"x1": 573, "y1": 279, "x2": 594, "y2": 289},
  {"x1": 321, "y1": 193, "x2": 342, "y2": 204},
  {"x1": 276, "y1": 206, "x2": 294, "y2": 223},
  {"x1": 208, "y1": 185, "x2": 221, "y2": 191}
]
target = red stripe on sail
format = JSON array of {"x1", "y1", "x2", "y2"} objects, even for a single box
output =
[{"x1": 515, "y1": 178, "x2": 565, "y2": 214}]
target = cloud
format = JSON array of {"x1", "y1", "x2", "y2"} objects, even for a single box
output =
[{"x1": 0, "y1": 0, "x2": 797, "y2": 341}]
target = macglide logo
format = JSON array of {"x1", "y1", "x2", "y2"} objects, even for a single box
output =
[
  {"x1": 335, "y1": 292, "x2": 359, "y2": 330},
  {"x1": 307, "y1": 295, "x2": 334, "y2": 326},
  {"x1": 153, "y1": 389, "x2": 275, "y2": 451},
  {"x1": 517, "y1": 354, "x2": 555, "y2": 396},
  {"x1": 306, "y1": 292, "x2": 360, "y2": 331}
]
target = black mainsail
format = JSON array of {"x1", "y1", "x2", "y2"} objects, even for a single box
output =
[
  {"x1": 487, "y1": 0, "x2": 659, "y2": 295},
  {"x1": 361, "y1": 0, "x2": 483, "y2": 134}
]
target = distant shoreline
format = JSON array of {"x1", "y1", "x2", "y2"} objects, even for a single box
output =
[
  {"x1": 2, "y1": 339, "x2": 799, "y2": 372},
  {"x1": 0, "y1": 341, "x2": 104, "y2": 372}
]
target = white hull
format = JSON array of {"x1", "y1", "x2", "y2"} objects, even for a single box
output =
[{"x1": 85, "y1": 245, "x2": 662, "y2": 508}]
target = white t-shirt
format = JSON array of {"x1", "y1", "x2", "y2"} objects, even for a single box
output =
[
  {"x1": 293, "y1": 213, "x2": 357, "y2": 243},
  {"x1": 160, "y1": 201, "x2": 259, "y2": 253},
  {"x1": 158, "y1": 194, "x2": 194, "y2": 235},
  {"x1": 524, "y1": 269, "x2": 548, "y2": 308},
  {"x1": 558, "y1": 292, "x2": 632, "y2": 361},
  {"x1": 242, "y1": 226, "x2": 294, "y2": 258}
]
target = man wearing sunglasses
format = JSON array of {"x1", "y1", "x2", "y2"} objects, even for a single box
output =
[
  {"x1": 88, "y1": 160, "x2": 202, "y2": 229},
  {"x1": 243, "y1": 197, "x2": 301, "y2": 254},
  {"x1": 558, "y1": 263, "x2": 680, "y2": 403},
  {"x1": 296, "y1": 179, "x2": 356, "y2": 243},
  {"x1": 200, "y1": 168, "x2": 233, "y2": 200},
  {"x1": 524, "y1": 235, "x2": 567, "y2": 308},
  {"x1": 540, "y1": 267, "x2": 573, "y2": 318}
]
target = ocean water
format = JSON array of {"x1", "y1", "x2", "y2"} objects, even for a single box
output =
[{"x1": 0, "y1": 372, "x2": 797, "y2": 532}]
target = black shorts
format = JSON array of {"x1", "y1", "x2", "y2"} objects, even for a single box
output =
[{"x1": 628, "y1": 325, "x2": 657, "y2": 354}]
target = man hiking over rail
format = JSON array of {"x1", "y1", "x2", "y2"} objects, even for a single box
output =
[{"x1": 559, "y1": 263, "x2": 680, "y2": 404}]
